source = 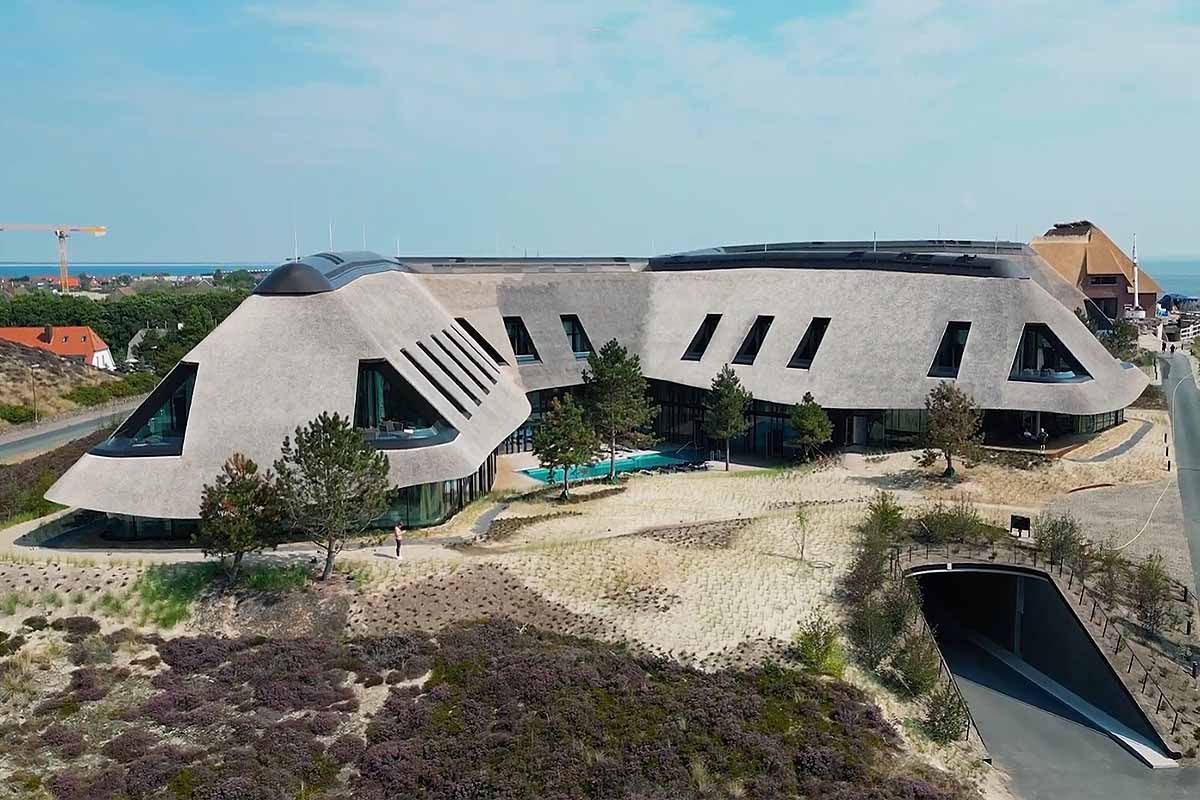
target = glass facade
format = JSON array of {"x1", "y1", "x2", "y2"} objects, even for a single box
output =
[
  {"x1": 379, "y1": 451, "x2": 498, "y2": 528},
  {"x1": 733, "y1": 316, "x2": 775, "y2": 365},
  {"x1": 929, "y1": 322, "x2": 971, "y2": 378},
  {"x1": 560, "y1": 315, "x2": 594, "y2": 358},
  {"x1": 501, "y1": 387, "x2": 573, "y2": 454},
  {"x1": 1010, "y1": 324, "x2": 1090, "y2": 382},
  {"x1": 354, "y1": 360, "x2": 457, "y2": 448},
  {"x1": 91, "y1": 363, "x2": 198, "y2": 457},
  {"x1": 504, "y1": 316, "x2": 540, "y2": 363},
  {"x1": 682, "y1": 314, "x2": 721, "y2": 361},
  {"x1": 788, "y1": 318, "x2": 830, "y2": 369}
]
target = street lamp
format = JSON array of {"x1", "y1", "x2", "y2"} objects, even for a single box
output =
[{"x1": 28, "y1": 364, "x2": 41, "y2": 423}]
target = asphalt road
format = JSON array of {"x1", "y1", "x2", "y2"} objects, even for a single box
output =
[
  {"x1": 0, "y1": 408, "x2": 127, "y2": 464},
  {"x1": 944, "y1": 638, "x2": 1199, "y2": 800},
  {"x1": 1161, "y1": 352, "x2": 1200, "y2": 599}
]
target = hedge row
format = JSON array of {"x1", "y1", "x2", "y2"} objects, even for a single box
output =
[{"x1": 63, "y1": 372, "x2": 158, "y2": 407}]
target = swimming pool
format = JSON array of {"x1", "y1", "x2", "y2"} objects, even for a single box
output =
[{"x1": 523, "y1": 449, "x2": 705, "y2": 483}]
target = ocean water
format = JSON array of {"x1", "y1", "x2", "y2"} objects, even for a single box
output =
[
  {"x1": 0, "y1": 263, "x2": 270, "y2": 279},
  {"x1": 1142, "y1": 259, "x2": 1200, "y2": 298}
]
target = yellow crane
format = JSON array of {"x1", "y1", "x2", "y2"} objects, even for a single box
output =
[{"x1": 0, "y1": 223, "x2": 107, "y2": 293}]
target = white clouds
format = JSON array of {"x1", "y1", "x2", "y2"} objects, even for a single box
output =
[{"x1": 5, "y1": 0, "x2": 1197, "y2": 258}]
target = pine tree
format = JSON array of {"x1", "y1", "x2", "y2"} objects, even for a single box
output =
[
  {"x1": 273, "y1": 412, "x2": 391, "y2": 580},
  {"x1": 582, "y1": 339, "x2": 657, "y2": 481},
  {"x1": 196, "y1": 453, "x2": 280, "y2": 581},
  {"x1": 918, "y1": 381, "x2": 982, "y2": 478},
  {"x1": 788, "y1": 392, "x2": 833, "y2": 461},
  {"x1": 703, "y1": 364, "x2": 752, "y2": 471},
  {"x1": 533, "y1": 395, "x2": 601, "y2": 499}
]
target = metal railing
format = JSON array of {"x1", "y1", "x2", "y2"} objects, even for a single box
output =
[
  {"x1": 892, "y1": 538, "x2": 1193, "y2": 740},
  {"x1": 911, "y1": 608, "x2": 990, "y2": 755}
]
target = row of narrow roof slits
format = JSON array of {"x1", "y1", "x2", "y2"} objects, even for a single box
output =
[
  {"x1": 401, "y1": 349, "x2": 472, "y2": 419},
  {"x1": 431, "y1": 333, "x2": 491, "y2": 395},
  {"x1": 454, "y1": 318, "x2": 508, "y2": 368},
  {"x1": 416, "y1": 340, "x2": 481, "y2": 407}
]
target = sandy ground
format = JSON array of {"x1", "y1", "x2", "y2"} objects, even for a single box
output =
[{"x1": 4, "y1": 418, "x2": 1193, "y2": 800}]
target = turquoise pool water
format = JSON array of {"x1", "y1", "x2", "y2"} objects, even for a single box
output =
[{"x1": 523, "y1": 449, "x2": 704, "y2": 483}]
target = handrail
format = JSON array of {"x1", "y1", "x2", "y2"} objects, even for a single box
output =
[
  {"x1": 911, "y1": 603, "x2": 990, "y2": 755},
  {"x1": 892, "y1": 538, "x2": 1192, "y2": 740}
]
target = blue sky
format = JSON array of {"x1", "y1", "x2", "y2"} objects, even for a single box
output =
[{"x1": 2, "y1": 0, "x2": 1197, "y2": 261}]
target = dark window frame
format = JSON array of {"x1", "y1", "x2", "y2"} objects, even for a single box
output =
[
  {"x1": 503, "y1": 316, "x2": 540, "y2": 364},
  {"x1": 90, "y1": 362, "x2": 198, "y2": 458},
  {"x1": 1009, "y1": 323, "x2": 1092, "y2": 383},
  {"x1": 787, "y1": 317, "x2": 831, "y2": 369},
  {"x1": 682, "y1": 314, "x2": 722, "y2": 361},
  {"x1": 559, "y1": 314, "x2": 595, "y2": 358},
  {"x1": 928, "y1": 321, "x2": 971, "y2": 378},
  {"x1": 353, "y1": 358, "x2": 459, "y2": 449},
  {"x1": 732, "y1": 315, "x2": 775, "y2": 365}
]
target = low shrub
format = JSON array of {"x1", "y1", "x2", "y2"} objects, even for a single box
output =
[
  {"x1": 132, "y1": 562, "x2": 223, "y2": 628},
  {"x1": 50, "y1": 616, "x2": 101, "y2": 643},
  {"x1": 787, "y1": 611, "x2": 845, "y2": 678},
  {"x1": 913, "y1": 496, "x2": 992, "y2": 544},
  {"x1": 101, "y1": 728, "x2": 159, "y2": 763},
  {"x1": 923, "y1": 682, "x2": 969, "y2": 744},
  {"x1": 63, "y1": 371, "x2": 158, "y2": 407},
  {"x1": 1131, "y1": 552, "x2": 1173, "y2": 634},
  {"x1": 0, "y1": 403, "x2": 36, "y2": 424},
  {"x1": 1035, "y1": 511, "x2": 1083, "y2": 565},
  {"x1": 888, "y1": 632, "x2": 942, "y2": 699},
  {"x1": 847, "y1": 597, "x2": 900, "y2": 671}
]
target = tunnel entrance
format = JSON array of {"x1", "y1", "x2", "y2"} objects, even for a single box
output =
[{"x1": 913, "y1": 566, "x2": 1175, "y2": 766}]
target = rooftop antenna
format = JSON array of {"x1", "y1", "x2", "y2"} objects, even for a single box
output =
[
  {"x1": 994, "y1": 235, "x2": 998, "y2": 253},
  {"x1": 362, "y1": 224, "x2": 367, "y2": 250},
  {"x1": 1133, "y1": 233, "x2": 1141, "y2": 317},
  {"x1": 872, "y1": 231, "x2": 877, "y2": 252},
  {"x1": 395, "y1": 237, "x2": 400, "y2": 259},
  {"x1": 292, "y1": 224, "x2": 299, "y2": 262},
  {"x1": 328, "y1": 221, "x2": 334, "y2": 251},
  {"x1": 936, "y1": 223, "x2": 941, "y2": 240}
]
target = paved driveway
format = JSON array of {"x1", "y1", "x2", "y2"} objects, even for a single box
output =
[
  {"x1": 945, "y1": 637, "x2": 1199, "y2": 800},
  {"x1": 1161, "y1": 353, "x2": 1200, "y2": 599}
]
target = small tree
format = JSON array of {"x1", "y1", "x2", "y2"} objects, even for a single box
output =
[
  {"x1": 703, "y1": 364, "x2": 752, "y2": 471},
  {"x1": 923, "y1": 682, "x2": 969, "y2": 743},
  {"x1": 196, "y1": 453, "x2": 280, "y2": 581},
  {"x1": 1035, "y1": 512, "x2": 1083, "y2": 566},
  {"x1": 582, "y1": 339, "x2": 657, "y2": 482},
  {"x1": 273, "y1": 412, "x2": 391, "y2": 580},
  {"x1": 532, "y1": 395, "x2": 601, "y2": 500},
  {"x1": 890, "y1": 632, "x2": 942, "y2": 699},
  {"x1": 847, "y1": 596, "x2": 899, "y2": 671},
  {"x1": 1093, "y1": 538, "x2": 1127, "y2": 609},
  {"x1": 788, "y1": 610, "x2": 845, "y2": 678},
  {"x1": 917, "y1": 382, "x2": 982, "y2": 478},
  {"x1": 788, "y1": 392, "x2": 833, "y2": 461},
  {"x1": 1131, "y1": 552, "x2": 1172, "y2": 635}
]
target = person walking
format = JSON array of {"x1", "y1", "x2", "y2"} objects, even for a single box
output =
[
  {"x1": 393, "y1": 523, "x2": 405, "y2": 560},
  {"x1": 1038, "y1": 428, "x2": 1048, "y2": 453}
]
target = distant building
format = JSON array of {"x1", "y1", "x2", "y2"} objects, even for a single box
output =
[
  {"x1": 1030, "y1": 221, "x2": 1160, "y2": 321},
  {"x1": 0, "y1": 325, "x2": 116, "y2": 370}
]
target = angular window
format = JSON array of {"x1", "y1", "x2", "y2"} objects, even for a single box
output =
[
  {"x1": 560, "y1": 314, "x2": 594, "y2": 358},
  {"x1": 401, "y1": 350, "x2": 472, "y2": 418},
  {"x1": 445, "y1": 328, "x2": 498, "y2": 384},
  {"x1": 1010, "y1": 324, "x2": 1091, "y2": 382},
  {"x1": 788, "y1": 317, "x2": 831, "y2": 369},
  {"x1": 416, "y1": 341, "x2": 481, "y2": 406},
  {"x1": 90, "y1": 363, "x2": 198, "y2": 457},
  {"x1": 682, "y1": 314, "x2": 722, "y2": 361},
  {"x1": 733, "y1": 316, "x2": 774, "y2": 365},
  {"x1": 928, "y1": 321, "x2": 971, "y2": 378},
  {"x1": 455, "y1": 317, "x2": 508, "y2": 366},
  {"x1": 503, "y1": 316, "x2": 540, "y2": 364},
  {"x1": 354, "y1": 359, "x2": 458, "y2": 448},
  {"x1": 432, "y1": 333, "x2": 490, "y2": 394}
]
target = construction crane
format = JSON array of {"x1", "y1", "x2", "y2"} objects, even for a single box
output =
[{"x1": 0, "y1": 223, "x2": 107, "y2": 293}]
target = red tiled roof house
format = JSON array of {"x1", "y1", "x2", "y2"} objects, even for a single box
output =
[{"x1": 0, "y1": 325, "x2": 117, "y2": 371}]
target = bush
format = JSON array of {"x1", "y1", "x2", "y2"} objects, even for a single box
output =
[
  {"x1": 1036, "y1": 512, "x2": 1083, "y2": 565},
  {"x1": 847, "y1": 597, "x2": 900, "y2": 671},
  {"x1": 63, "y1": 372, "x2": 159, "y2": 407},
  {"x1": 1131, "y1": 553, "x2": 1173, "y2": 634},
  {"x1": 50, "y1": 616, "x2": 101, "y2": 643},
  {"x1": 0, "y1": 403, "x2": 36, "y2": 424},
  {"x1": 881, "y1": 579, "x2": 919, "y2": 633},
  {"x1": 788, "y1": 612, "x2": 845, "y2": 678},
  {"x1": 866, "y1": 491, "x2": 904, "y2": 537},
  {"x1": 889, "y1": 632, "x2": 942, "y2": 698},
  {"x1": 914, "y1": 496, "x2": 991, "y2": 544},
  {"x1": 1093, "y1": 538, "x2": 1127, "y2": 608},
  {"x1": 923, "y1": 682, "x2": 969, "y2": 743}
]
